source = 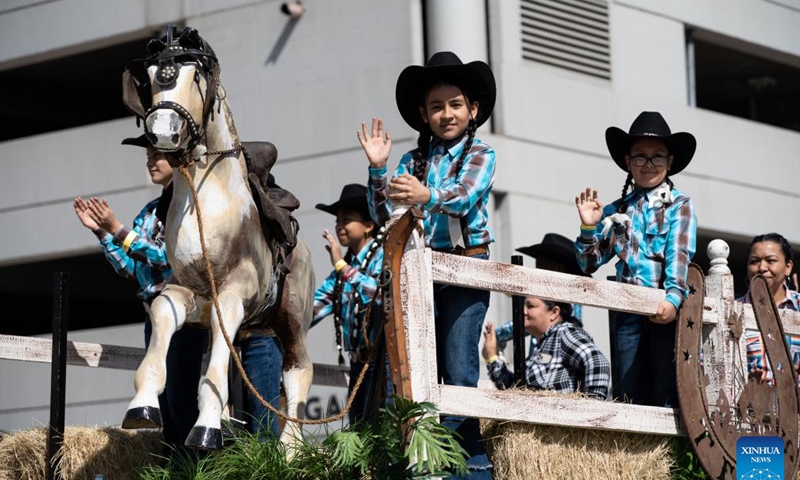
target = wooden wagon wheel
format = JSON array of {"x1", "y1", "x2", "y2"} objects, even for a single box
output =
[{"x1": 676, "y1": 265, "x2": 799, "y2": 479}]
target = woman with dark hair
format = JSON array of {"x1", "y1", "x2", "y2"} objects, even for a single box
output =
[
  {"x1": 482, "y1": 297, "x2": 610, "y2": 399},
  {"x1": 739, "y1": 233, "x2": 800, "y2": 383}
]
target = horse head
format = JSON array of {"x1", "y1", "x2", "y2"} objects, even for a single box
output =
[{"x1": 123, "y1": 25, "x2": 220, "y2": 154}]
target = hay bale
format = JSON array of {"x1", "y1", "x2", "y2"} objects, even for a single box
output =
[
  {"x1": 483, "y1": 420, "x2": 673, "y2": 480},
  {"x1": 0, "y1": 426, "x2": 163, "y2": 480}
]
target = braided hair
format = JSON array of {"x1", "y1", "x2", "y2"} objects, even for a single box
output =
[{"x1": 411, "y1": 126, "x2": 433, "y2": 184}]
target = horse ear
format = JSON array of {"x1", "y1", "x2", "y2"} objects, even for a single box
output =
[{"x1": 122, "y1": 69, "x2": 147, "y2": 118}]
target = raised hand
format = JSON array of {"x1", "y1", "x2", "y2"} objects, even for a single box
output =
[
  {"x1": 482, "y1": 322, "x2": 498, "y2": 361},
  {"x1": 388, "y1": 173, "x2": 431, "y2": 205},
  {"x1": 322, "y1": 229, "x2": 343, "y2": 267},
  {"x1": 574, "y1": 187, "x2": 604, "y2": 227},
  {"x1": 356, "y1": 117, "x2": 392, "y2": 169},
  {"x1": 86, "y1": 197, "x2": 123, "y2": 235},
  {"x1": 73, "y1": 197, "x2": 100, "y2": 231}
]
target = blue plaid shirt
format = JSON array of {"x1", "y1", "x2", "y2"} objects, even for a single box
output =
[
  {"x1": 575, "y1": 183, "x2": 697, "y2": 310},
  {"x1": 368, "y1": 135, "x2": 495, "y2": 250},
  {"x1": 487, "y1": 321, "x2": 610, "y2": 399},
  {"x1": 311, "y1": 240, "x2": 384, "y2": 352},
  {"x1": 95, "y1": 196, "x2": 171, "y2": 303}
]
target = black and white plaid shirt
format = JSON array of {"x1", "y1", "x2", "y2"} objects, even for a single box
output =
[{"x1": 487, "y1": 322, "x2": 610, "y2": 399}]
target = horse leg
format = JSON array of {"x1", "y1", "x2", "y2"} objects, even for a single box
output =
[
  {"x1": 275, "y1": 241, "x2": 315, "y2": 451},
  {"x1": 123, "y1": 285, "x2": 195, "y2": 429},
  {"x1": 185, "y1": 290, "x2": 245, "y2": 450}
]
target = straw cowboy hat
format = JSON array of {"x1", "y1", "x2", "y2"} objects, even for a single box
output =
[
  {"x1": 315, "y1": 184, "x2": 371, "y2": 220},
  {"x1": 516, "y1": 233, "x2": 589, "y2": 277},
  {"x1": 395, "y1": 51, "x2": 496, "y2": 132},
  {"x1": 605, "y1": 111, "x2": 696, "y2": 175}
]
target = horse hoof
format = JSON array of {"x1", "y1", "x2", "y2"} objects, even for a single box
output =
[
  {"x1": 185, "y1": 426, "x2": 223, "y2": 450},
  {"x1": 122, "y1": 406, "x2": 162, "y2": 429}
]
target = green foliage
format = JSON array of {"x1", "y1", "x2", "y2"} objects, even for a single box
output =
[
  {"x1": 669, "y1": 438, "x2": 710, "y2": 480},
  {"x1": 136, "y1": 395, "x2": 468, "y2": 480},
  {"x1": 325, "y1": 395, "x2": 468, "y2": 479}
]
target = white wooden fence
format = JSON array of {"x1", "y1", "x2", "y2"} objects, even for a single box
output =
[
  {"x1": 0, "y1": 335, "x2": 350, "y2": 388},
  {"x1": 394, "y1": 216, "x2": 800, "y2": 437}
]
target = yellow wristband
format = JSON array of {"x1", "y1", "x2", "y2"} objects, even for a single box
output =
[
  {"x1": 580, "y1": 223, "x2": 597, "y2": 231},
  {"x1": 485, "y1": 355, "x2": 499, "y2": 364},
  {"x1": 334, "y1": 259, "x2": 348, "y2": 272},
  {"x1": 122, "y1": 231, "x2": 139, "y2": 252}
]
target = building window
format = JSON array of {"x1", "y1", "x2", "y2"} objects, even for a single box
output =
[
  {"x1": 520, "y1": 0, "x2": 610, "y2": 80},
  {"x1": 691, "y1": 34, "x2": 800, "y2": 133},
  {"x1": 0, "y1": 36, "x2": 151, "y2": 143}
]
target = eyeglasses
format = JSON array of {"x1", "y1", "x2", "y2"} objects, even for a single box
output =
[{"x1": 629, "y1": 155, "x2": 669, "y2": 167}]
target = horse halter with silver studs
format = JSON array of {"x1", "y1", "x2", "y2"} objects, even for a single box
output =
[{"x1": 141, "y1": 25, "x2": 220, "y2": 155}]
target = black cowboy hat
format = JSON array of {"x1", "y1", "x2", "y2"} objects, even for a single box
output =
[
  {"x1": 121, "y1": 134, "x2": 150, "y2": 148},
  {"x1": 605, "y1": 111, "x2": 696, "y2": 175},
  {"x1": 395, "y1": 51, "x2": 496, "y2": 132},
  {"x1": 516, "y1": 233, "x2": 589, "y2": 277},
  {"x1": 315, "y1": 184, "x2": 371, "y2": 220}
]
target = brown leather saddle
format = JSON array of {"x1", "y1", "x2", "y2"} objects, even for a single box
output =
[{"x1": 241, "y1": 141, "x2": 300, "y2": 263}]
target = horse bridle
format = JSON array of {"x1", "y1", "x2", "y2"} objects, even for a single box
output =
[{"x1": 135, "y1": 26, "x2": 222, "y2": 158}]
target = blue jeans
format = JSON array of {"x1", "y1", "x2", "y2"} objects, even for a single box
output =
[
  {"x1": 433, "y1": 253, "x2": 492, "y2": 478},
  {"x1": 143, "y1": 318, "x2": 209, "y2": 449},
  {"x1": 613, "y1": 312, "x2": 678, "y2": 407},
  {"x1": 348, "y1": 353, "x2": 394, "y2": 426},
  {"x1": 239, "y1": 334, "x2": 284, "y2": 438}
]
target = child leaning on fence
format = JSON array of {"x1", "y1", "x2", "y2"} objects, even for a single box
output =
[
  {"x1": 574, "y1": 111, "x2": 697, "y2": 408},
  {"x1": 357, "y1": 51, "x2": 497, "y2": 479}
]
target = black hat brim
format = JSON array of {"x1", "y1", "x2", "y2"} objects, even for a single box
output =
[
  {"x1": 605, "y1": 128, "x2": 696, "y2": 175},
  {"x1": 396, "y1": 61, "x2": 496, "y2": 132},
  {"x1": 315, "y1": 198, "x2": 371, "y2": 220},
  {"x1": 515, "y1": 244, "x2": 588, "y2": 277},
  {"x1": 121, "y1": 134, "x2": 150, "y2": 148}
]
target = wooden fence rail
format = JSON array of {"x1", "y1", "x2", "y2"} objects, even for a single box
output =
[
  {"x1": 0, "y1": 334, "x2": 349, "y2": 388},
  {"x1": 393, "y1": 214, "x2": 800, "y2": 438}
]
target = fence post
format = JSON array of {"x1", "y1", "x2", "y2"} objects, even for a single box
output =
[
  {"x1": 511, "y1": 255, "x2": 525, "y2": 385},
  {"x1": 397, "y1": 212, "x2": 439, "y2": 404},
  {"x1": 47, "y1": 272, "x2": 69, "y2": 480},
  {"x1": 703, "y1": 239, "x2": 739, "y2": 407}
]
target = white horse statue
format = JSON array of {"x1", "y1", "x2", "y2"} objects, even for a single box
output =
[{"x1": 119, "y1": 25, "x2": 313, "y2": 450}]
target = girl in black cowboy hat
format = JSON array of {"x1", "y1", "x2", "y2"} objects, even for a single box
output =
[
  {"x1": 310, "y1": 184, "x2": 388, "y2": 425},
  {"x1": 574, "y1": 111, "x2": 698, "y2": 408},
  {"x1": 356, "y1": 51, "x2": 496, "y2": 477}
]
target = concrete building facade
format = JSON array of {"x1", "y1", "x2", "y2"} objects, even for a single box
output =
[{"x1": 1, "y1": 0, "x2": 799, "y2": 434}]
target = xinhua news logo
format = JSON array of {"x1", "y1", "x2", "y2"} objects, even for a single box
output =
[{"x1": 737, "y1": 436, "x2": 784, "y2": 479}]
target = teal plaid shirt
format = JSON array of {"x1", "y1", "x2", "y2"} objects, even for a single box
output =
[
  {"x1": 368, "y1": 135, "x2": 495, "y2": 250},
  {"x1": 576, "y1": 183, "x2": 697, "y2": 310},
  {"x1": 311, "y1": 240, "x2": 384, "y2": 352},
  {"x1": 95, "y1": 196, "x2": 171, "y2": 303}
]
